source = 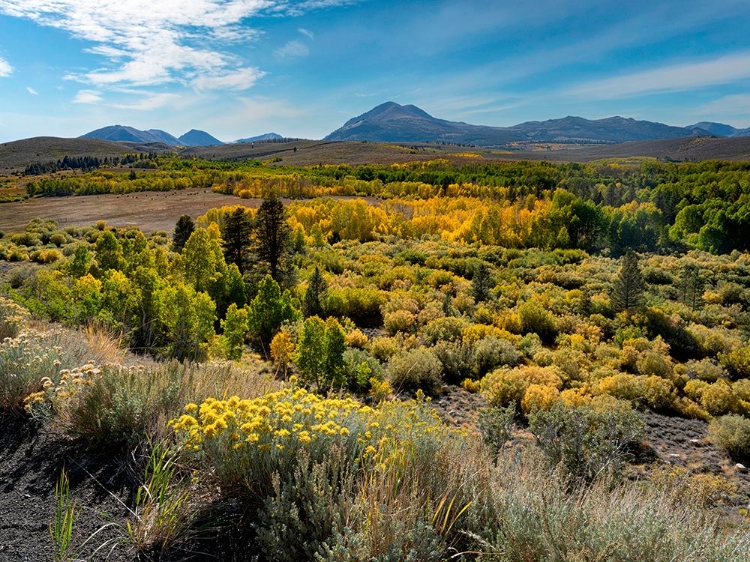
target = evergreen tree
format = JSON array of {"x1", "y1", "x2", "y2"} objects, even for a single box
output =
[
  {"x1": 221, "y1": 207, "x2": 253, "y2": 273},
  {"x1": 611, "y1": 250, "x2": 646, "y2": 314},
  {"x1": 303, "y1": 266, "x2": 327, "y2": 317},
  {"x1": 172, "y1": 215, "x2": 195, "y2": 253},
  {"x1": 253, "y1": 195, "x2": 290, "y2": 283},
  {"x1": 679, "y1": 264, "x2": 704, "y2": 311},
  {"x1": 471, "y1": 262, "x2": 493, "y2": 303}
]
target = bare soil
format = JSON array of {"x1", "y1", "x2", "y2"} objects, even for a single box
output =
[{"x1": 0, "y1": 189, "x2": 250, "y2": 234}]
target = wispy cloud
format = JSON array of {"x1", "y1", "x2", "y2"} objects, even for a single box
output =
[
  {"x1": 275, "y1": 40, "x2": 309, "y2": 59},
  {"x1": 26, "y1": 86, "x2": 38, "y2": 95},
  {"x1": 111, "y1": 92, "x2": 182, "y2": 111},
  {"x1": 72, "y1": 89, "x2": 102, "y2": 104},
  {"x1": 563, "y1": 51, "x2": 750, "y2": 100},
  {"x1": 298, "y1": 27, "x2": 314, "y2": 40},
  {"x1": 0, "y1": 56, "x2": 12, "y2": 77},
  {"x1": 0, "y1": 0, "x2": 351, "y2": 91}
]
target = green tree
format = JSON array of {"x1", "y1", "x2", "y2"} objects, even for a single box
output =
[
  {"x1": 679, "y1": 264, "x2": 704, "y2": 311},
  {"x1": 295, "y1": 316, "x2": 326, "y2": 389},
  {"x1": 221, "y1": 303, "x2": 248, "y2": 360},
  {"x1": 295, "y1": 316, "x2": 345, "y2": 392},
  {"x1": 303, "y1": 267, "x2": 327, "y2": 318},
  {"x1": 611, "y1": 250, "x2": 646, "y2": 314},
  {"x1": 253, "y1": 195, "x2": 291, "y2": 283},
  {"x1": 322, "y1": 317, "x2": 347, "y2": 392},
  {"x1": 94, "y1": 230, "x2": 125, "y2": 273},
  {"x1": 221, "y1": 207, "x2": 253, "y2": 273},
  {"x1": 247, "y1": 275, "x2": 299, "y2": 356},
  {"x1": 471, "y1": 262, "x2": 493, "y2": 303},
  {"x1": 159, "y1": 281, "x2": 216, "y2": 361},
  {"x1": 172, "y1": 215, "x2": 195, "y2": 253}
]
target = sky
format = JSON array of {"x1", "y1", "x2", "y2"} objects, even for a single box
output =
[{"x1": 1, "y1": 0, "x2": 750, "y2": 142}]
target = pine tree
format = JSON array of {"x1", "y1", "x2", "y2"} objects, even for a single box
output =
[
  {"x1": 253, "y1": 195, "x2": 290, "y2": 283},
  {"x1": 221, "y1": 207, "x2": 253, "y2": 273},
  {"x1": 611, "y1": 250, "x2": 646, "y2": 314},
  {"x1": 303, "y1": 267, "x2": 327, "y2": 317},
  {"x1": 471, "y1": 262, "x2": 493, "y2": 303},
  {"x1": 172, "y1": 215, "x2": 195, "y2": 253}
]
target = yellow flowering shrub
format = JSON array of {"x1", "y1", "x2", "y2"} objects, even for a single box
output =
[
  {"x1": 481, "y1": 368, "x2": 529, "y2": 408},
  {"x1": 170, "y1": 383, "x2": 458, "y2": 497},
  {"x1": 521, "y1": 384, "x2": 561, "y2": 414}
]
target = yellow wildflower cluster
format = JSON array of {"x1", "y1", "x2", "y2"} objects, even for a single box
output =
[
  {"x1": 170, "y1": 383, "x2": 458, "y2": 484},
  {"x1": 170, "y1": 386, "x2": 373, "y2": 453}
]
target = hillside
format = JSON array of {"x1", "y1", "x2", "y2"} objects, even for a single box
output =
[{"x1": 0, "y1": 137, "x2": 132, "y2": 172}]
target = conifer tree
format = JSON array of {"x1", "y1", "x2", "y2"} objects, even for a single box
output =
[
  {"x1": 303, "y1": 266, "x2": 327, "y2": 317},
  {"x1": 611, "y1": 250, "x2": 646, "y2": 314},
  {"x1": 172, "y1": 215, "x2": 195, "y2": 253},
  {"x1": 471, "y1": 262, "x2": 493, "y2": 303},
  {"x1": 253, "y1": 194, "x2": 290, "y2": 283},
  {"x1": 221, "y1": 207, "x2": 253, "y2": 273}
]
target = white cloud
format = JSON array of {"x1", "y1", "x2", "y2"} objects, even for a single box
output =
[
  {"x1": 26, "y1": 86, "x2": 38, "y2": 95},
  {"x1": 275, "y1": 40, "x2": 309, "y2": 59},
  {"x1": 563, "y1": 51, "x2": 750, "y2": 100},
  {"x1": 298, "y1": 27, "x2": 314, "y2": 40},
  {"x1": 193, "y1": 67, "x2": 266, "y2": 91},
  {"x1": 111, "y1": 92, "x2": 182, "y2": 111},
  {"x1": 72, "y1": 89, "x2": 102, "y2": 104},
  {"x1": 0, "y1": 0, "x2": 354, "y2": 90},
  {"x1": 0, "y1": 56, "x2": 12, "y2": 77}
]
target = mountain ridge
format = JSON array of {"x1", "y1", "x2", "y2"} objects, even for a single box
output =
[{"x1": 325, "y1": 102, "x2": 750, "y2": 145}]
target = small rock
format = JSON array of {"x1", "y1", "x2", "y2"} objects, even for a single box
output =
[
  {"x1": 689, "y1": 439, "x2": 703, "y2": 447},
  {"x1": 669, "y1": 453, "x2": 681, "y2": 458},
  {"x1": 736, "y1": 463, "x2": 748, "y2": 473}
]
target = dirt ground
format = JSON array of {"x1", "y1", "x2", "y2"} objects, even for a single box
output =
[{"x1": 0, "y1": 189, "x2": 254, "y2": 234}]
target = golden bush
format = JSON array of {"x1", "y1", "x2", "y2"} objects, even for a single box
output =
[{"x1": 521, "y1": 384, "x2": 561, "y2": 414}]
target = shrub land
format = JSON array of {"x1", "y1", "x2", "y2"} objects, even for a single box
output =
[{"x1": 1, "y1": 155, "x2": 750, "y2": 560}]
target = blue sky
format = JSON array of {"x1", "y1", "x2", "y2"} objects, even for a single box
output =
[{"x1": 1, "y1": 0, "x2": 750, "y2": 142}]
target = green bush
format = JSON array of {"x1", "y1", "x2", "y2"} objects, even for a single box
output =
[
  {"x1": 388, "y1": 348, "x2": 443, "y2": 393},
  {"x1": 471, "y1": 336, "x2": 520, "y2": 378},
  {"x1": 709, "y1": 414, "x2": 750, "y2": 462},
  {"x1": 518, "y1": 301, "x2": 557, "y2": 343},
  {"x1": 432, "y1": 340, "x2": 473, "y2": 385},
  {"x1": 528, "y1": 397, "x2": 645, "y2": 483}
]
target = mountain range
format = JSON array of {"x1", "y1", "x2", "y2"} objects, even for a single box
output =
[
  {"x1": 323, "y1": 102, "x2": 750, "y2": 145},
  {"x1": 78, "y1": 103, "x2": 750, "y2": 149}
]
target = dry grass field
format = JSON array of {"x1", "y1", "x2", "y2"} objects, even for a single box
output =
[{"x1": 0, "y1": 188, "x2": 249, "y2": 234}]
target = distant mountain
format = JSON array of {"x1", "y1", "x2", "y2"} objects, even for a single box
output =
[
  {"x1": 80, "y1": 125, "x2": 182, "y2": 145},
  {"x1": 687, "y1": 122, "x2": 750, "y2": 138},
  {"x1": 324, "y1": 102, "x2": 520, "y2": 146},
  {"x1": 325, "y1": 102, "x2": 734, "y2": 146},
  {"x1": 178, "y1": 129, "x2": 223, "y2": 146},
  {"x1": 236, "y1": 133, "x2": 284, "y2": 143},
  {"x1": 508, "y1": 116, "x2": 702, "y2": 143},
  {"x1": 81, "y1": 125, "x2": 224, "y2": 146}
]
